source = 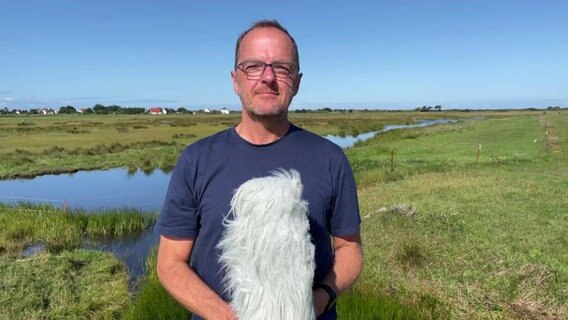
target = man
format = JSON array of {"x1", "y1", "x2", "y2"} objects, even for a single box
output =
[{"x1": 156, "y1": 20, "x2": 363, "y2": 320}]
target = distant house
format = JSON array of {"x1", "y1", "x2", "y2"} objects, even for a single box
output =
[
  {"x1": 220, "y1": 107, "x2": 230, "y2": 115},
  {"x1": 149, "y1": 107, "x2": 167, "y2": 115},
  {"x1": 40, "y1": 108, "x2": 56, "y2": 115},
  {"x1": 203, "y1": 108, "x2": 211, "y2": 113}
]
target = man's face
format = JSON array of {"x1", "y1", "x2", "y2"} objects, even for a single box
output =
[{"x1": 231, "y1": 27, "x2": 302, "y2": 118}]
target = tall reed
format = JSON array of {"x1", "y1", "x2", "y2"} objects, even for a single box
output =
[{"x1": 0, "y1": 203, "x2": 157, "y2": 254}]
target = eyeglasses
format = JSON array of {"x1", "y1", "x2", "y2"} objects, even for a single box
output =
[{"x1": 236, "y1": 60, "x2": 299, "y2": 79}]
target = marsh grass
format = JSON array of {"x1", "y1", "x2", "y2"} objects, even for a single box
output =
[
  {"x1": 0, "y1": 203, "x2": 157, "y2": 254},
  {"x1": 69, "y1": 208, "x2": 157, "y2": 236},
  {"x1": 0, "y1": 249, "x2": 130, "y2": 320},
  {"x1": 172, "y1": 133, "x2": 197, "y2": 139},
  {"x1": 355, "y1": 112, "x2": 568, "y2": 319},
  {"x1": 116, "y1": 126, "x2": 129, "y2": 133},
  {"x1": 1, "y1": 140, "x2": 183, "y2": 179},
  {"x1": 125, "y1": 250, "x2": 444, "y2": 320},
  {"x1": 1, "y1": 110, "x2": 566, "y2": 319},
  {"x1": 0, "y1": 114, "x2": 237, "y2": 179},
  {"x1": 0, "y1": 203, "x2": 159, "y2": 319},
  {"x1": 66, "y1": 127, "x2": 90, "y2": 134},
  {"x1": 348, "y1": 114, "x2": 549, "y2": 187},
  {"x1": 337, "y1": 287, "x2": 450, "y2": 320},
  {"x1": 123, "y1": 248, "x2": 191, "y2": 320},
  {"x1": 0, "y1": 111, "x2": 514, "y2": 180}
]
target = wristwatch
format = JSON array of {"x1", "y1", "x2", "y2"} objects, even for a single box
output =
[{"x1": 313, "y1": 283, "x2": 337, "y2": 313}]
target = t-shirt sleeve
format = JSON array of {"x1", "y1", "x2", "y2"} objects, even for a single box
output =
[
  {"x1": 330, "y1": 154, "x2": 361, "y2": 236},
  {"x1": 154, "y1": 149, "x2": 200, "y2": 238}
]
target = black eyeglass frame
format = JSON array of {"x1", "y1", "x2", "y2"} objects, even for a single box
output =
[{"x1": 235, "y1": 60, "x2": 300, "y2": 79}]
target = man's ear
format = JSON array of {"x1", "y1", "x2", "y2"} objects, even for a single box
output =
[
  {"x1": 293, "y1": 73, "x2": 302, "y2": 97},
  {"x1": 231, "y1": 70, "x2": 240, "y2": 95}
]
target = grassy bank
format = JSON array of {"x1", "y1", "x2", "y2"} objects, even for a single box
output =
[
  {"x1": 2, "y1": 110, "x2": 565, "y2": 318},
  {"x1": 124, "y1": 249, "x2": 448, "y2": 319},
  {"x1": 350, "y1": 111, "x2": 568, "y2": 319},
  {"x1": 0, "y1": 250, "x2": 129, "y2": 320},
  {"x1": 0, "y1": 203, "x2": 157, "y2": 254},
  {"x1": 125, "y1": 111, "x2": 567, "y2": 319},
  {"x1": 0, "y1": 110, "x2": 527, "y2": 180},
  {"x1": 0, "y1": 114, "x2": 234, "y2": 179},
  {"x1": 0, "y1": 204, "x2": 157, "y2": 319}
]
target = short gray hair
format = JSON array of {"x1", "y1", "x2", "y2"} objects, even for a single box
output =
[{"x1": 234, "y1": 20, "x2": 300, "y2": 69}]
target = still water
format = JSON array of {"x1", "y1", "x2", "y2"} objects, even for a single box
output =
[
  {"x1": 83, "y1": 230, "x2": 159, "y2": 288},
  {"x1": 324, "y1": 118, "x2": 457, "y2": 149},
  {"x1": 1, "y1": 118, "x2": 456, "y2": 284},
  {"x1": 0, "y1": 168, "x2": 170, "y2": 212},
  {"x1": 0, "y1": 169, "x2": 169, "y2": 286},
  {"x1": 0, "y1": 119, "x2": 456, "y2": 211}
]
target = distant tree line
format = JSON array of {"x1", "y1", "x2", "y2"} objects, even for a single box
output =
[
  {"x1": 0, "y1": 105, "x2": 219, "y2": 115},
  {"x1": 58, "y1": 105, "x2": 78, "y2": 114},
  {"x1": 1, "y1": 104, "x2": 567, "y2": 116},
  {"x1": 1, "y1": 107, "x2": 56, "y2": 115},
  {"x1": 294, "y1": 108, "x2": 354, "y2": 113},
  {"x1": 90, "y1": 104, "x2": 147, "y2": 114},
  {"x1": 415, "y1": 105, "x2": 442, "y2": 112},
  {"x1": 0, "y1": 104, "x2": 149, "y2": 115},
  {"x1": 59, "y1": 104, "x2": 170, "y2": 115}
]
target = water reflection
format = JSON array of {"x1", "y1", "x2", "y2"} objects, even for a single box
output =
[
  {"x1": 2, "y1": 118, "x2": 457, "y2": 288},
  {"x1": 324, "y1": 131, "x2": 377, "y2": 149},
  {"x1": 21, "y1": 242, "x2": 46, "y2": 257},
  {"x1": 20, "y1": 231, "x2": 158, "y2": 289},
  {"x1": 324, "y1": 118, "x2": 457, "y2": 148},
  {"x1": 0, "y1": 120, "x2": 457, "y2": 211},
  {"x1": 0, "y1": 168, "x2": 170, "y2": 212},
  {"x1": 84, "y1": 230, "x2": 159, "y2": 289}
]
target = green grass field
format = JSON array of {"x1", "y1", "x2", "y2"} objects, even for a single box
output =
[
  {"x1": 349, "y1": 111, "x2": 568, "y2": 319},
  {"x1": 0, "y1": 204, "x2": 157, "y2": 319},
  {"x1": 1, "y1": 110, "x2": 566, "y2": 319},
  {"x1": 0, "y1": 249, "x2": 130, "y2": 320},
  {"x1": 0, "y1": 110, "x2": 528, "y2": 179}
]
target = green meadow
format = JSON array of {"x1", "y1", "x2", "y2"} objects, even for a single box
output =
[
  {"x1": 349, "y1": 111, "x2": 567, "y2": 319},
  {"x1": 0, "y1": 203, "x2": 156, "y2": 319},
  {"x1": 0, "y1": 111, "x2": 501, "y2": 179},
  {"x1": 0, "y1": 110, "x2": 566, "y2": 319}
]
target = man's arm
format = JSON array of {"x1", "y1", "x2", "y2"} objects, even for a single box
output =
[
  {"x1": 156, "y1": 235, "x2": 237, "y2": 320},
  {"x1": 313, "y1": 232, "x2": 363, "y2": 316}
]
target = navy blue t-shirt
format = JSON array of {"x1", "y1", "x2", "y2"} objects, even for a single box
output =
[{"x1": 155, "y1": 124, "x2": 361, "y2": 319}]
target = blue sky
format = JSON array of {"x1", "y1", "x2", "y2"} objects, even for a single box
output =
[{"x1": 1, "y1": 0, "x2": 567, "y2": 110}]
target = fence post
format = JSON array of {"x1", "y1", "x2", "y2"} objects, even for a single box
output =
[
  {"x1": 476, "y1": 144, "x2": 481, "y2": 164},
  {"x1": 390, "y1": 150, "x2": 395, "y2": 172}
]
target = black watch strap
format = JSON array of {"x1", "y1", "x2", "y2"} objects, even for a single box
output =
[{"x1": 313, "y1": 283, "x2": 337, "y2": 312}]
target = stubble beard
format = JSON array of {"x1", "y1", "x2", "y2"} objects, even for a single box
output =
[{"x1": 243, "y1": 101, "x2": 289, "y2": 122}]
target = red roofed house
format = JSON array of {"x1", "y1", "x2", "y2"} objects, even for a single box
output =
[{"x1": 149, "y1": 107, "x2": 167, "y2": 115}]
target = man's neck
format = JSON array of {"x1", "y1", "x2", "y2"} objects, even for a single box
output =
[{"x1": 236, "y1": 112, "x2": 290, "y2": 145}]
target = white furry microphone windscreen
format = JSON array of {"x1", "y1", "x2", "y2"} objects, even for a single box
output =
[{"x1": 217, "y1": 169, "x2": 316, "y2": 320}]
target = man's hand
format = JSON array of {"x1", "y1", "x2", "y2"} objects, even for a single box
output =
[
  {"x1": 314, "y1": 233, "x2": 363, "y2": 316},
  {"x1": 157, "y1": 235, "x2": 238, "y2": 320}
]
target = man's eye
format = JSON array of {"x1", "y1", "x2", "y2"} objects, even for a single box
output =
[
  {"x1": 273, "y1": 65, "x2": 290, "y2": 73},
  {"x1": 245, "y1": 63, "x2": 264, "y2": 71}
]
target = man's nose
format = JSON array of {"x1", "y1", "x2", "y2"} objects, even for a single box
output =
[{"x1": 261, "y1": 65, "x2": 276, "y2": 82}]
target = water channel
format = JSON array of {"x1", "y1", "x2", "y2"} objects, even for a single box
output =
[
  {"x1": 324, "y1": 118, "x2": 457, "y2": 148},
  {"x1": 0, "y1": 118, "x2": 456, "y2": 284}
]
